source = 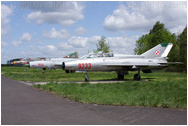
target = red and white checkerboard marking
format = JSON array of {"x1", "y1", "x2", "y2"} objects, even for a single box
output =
[{"x1": 155, "y1": 50, "x2": 160, "y2": 56}]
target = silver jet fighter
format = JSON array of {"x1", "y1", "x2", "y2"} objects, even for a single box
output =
[
  {"x1": 28, "y1": 51, "x2": 110, "y2": 73},
  {"x1": 28, "y1": 52, "x2": 78, "y2": 73},
  {"x1": 63, "y1": 43, "x2": 173, "y2": 81},
  {"x1": 29, "y1": 58, "x2": 76, "y2": 73}
]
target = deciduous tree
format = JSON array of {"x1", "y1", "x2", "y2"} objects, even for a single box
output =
[{"x1": 96, "y1": 36, "x2": 110, "y2": 53}]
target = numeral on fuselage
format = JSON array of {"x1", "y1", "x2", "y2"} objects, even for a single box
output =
[
  {"x1": 38, "y1": 63, "x2": 44, "y2": 66},
  {"x1": 78, "y1": 63, "x2": 91, "y2": 69}
]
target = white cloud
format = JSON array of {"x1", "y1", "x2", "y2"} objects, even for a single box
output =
[
  {"x1": 74, "y1": 26, "x2": 87, "y2": 35},
  {"x1": 104, "y1": 4, "x2": 149, "y2": 31},
  {"x1": 20, "y1": 32, "x2": 32, "y2": 41},
  {"x1": 57, "y1": 35, "x2": 138, "y2": 56},
  {"x1": 59, "y1": 42, "x2": 73, "y2": 49},
  {"x1": 55, "y1": 36, "x2": 101, "y2": 57},
  {"x1": 88, "y1": 36, "x2": 101, "y2": 44},
  {"x1": 12, "y1": 32, "x2": 32, "y2": 46},
  {"x1": 12, "y1": 41, "x2": 22, "y2": 46},
  {"x1": 43, "y1": 28, "x2": 69, "y2": 39},
  {"x1": 1, "y1": 4, "x2": 12, "y2": 36},
  {"x1": 19, "y1": 44, "x2": 59, "y2": 58},
  {"x1": 106, "y1": 35, "x2": 139, "y2": 54},
  {"x1": 169, "y1": 25, "x2": 186, "y2": 35},
  {"x1": 41, "y1": 45, "x2": 57, "y2": 52},
  {"x1": 104, "y1": 1, "x2": 187, "y2": 34},
  {"x1": 28, "y1": 45, "x2": 58, "y2": 57},
  {"x1": 26, "y1": 1, "x2": 84, "y2": 26},
  {"x1": 68, "y1": 36, "x2": 101, "y2": 48},
  {"x1": 19, "y1": 35, "x2": 139, "y2": 59},
  {"x1": 47, "y1": 45, "x2": 57, "y2": 51},
  {"x1": 68, "y1": 36, "x2": 88, "y2": 47},
  {"x1": 1, "y1": 42, "x2": 8, "y2": 47},
  {"x1": 107, "y1": 37, "x2": 133, "y2": 47}
]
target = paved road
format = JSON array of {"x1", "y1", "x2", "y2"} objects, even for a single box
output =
[{"x1": 1, "y1": 76, "x2": 187, "y2": 125}]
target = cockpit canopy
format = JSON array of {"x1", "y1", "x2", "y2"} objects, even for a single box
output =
[{"x1": 81, "y1": 51, "x2": 114, "y2": 59}]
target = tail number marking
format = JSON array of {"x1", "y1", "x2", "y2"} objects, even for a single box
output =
[
  {"x1": 78, "y1": 63, "x2": 91, "y2": 69},
  {"x1": 38, "y1": 63, "x2": 44, "y2": 66}
]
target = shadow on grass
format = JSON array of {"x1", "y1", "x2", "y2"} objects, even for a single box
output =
[
  {"x1": 96, "y1": 77, "x2": 156, "y2": 82},
  {"x1": 142, "y1": 78, "x2": 156, "y2": 80}
]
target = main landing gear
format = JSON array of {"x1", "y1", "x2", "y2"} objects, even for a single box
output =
[
  {"x1": 42, "y1": 68, "x2": 46, "y2": 74},
  {"x1": 117, "y1": 73, "x2": 124, "y2": 80},
  {"x1": 116, "y1": 69, "x2": 141, "y2": 81},
  {"x1": 117, "y1": 71, "x2": 128, "y2": 80},
  {"x1": 134, "y1": 69, "x2": 141, "y2": 81},
  {"x1": 85, "y1": 72, "x2": 90, "y2": 82}
]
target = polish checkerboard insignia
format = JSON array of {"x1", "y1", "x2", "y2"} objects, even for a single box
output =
[{"x1": 155, "y1": 50, "x2": 160, "y2": 56}]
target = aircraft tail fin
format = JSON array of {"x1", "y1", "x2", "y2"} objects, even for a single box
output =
[{"x1": 141, "y1": 43, "x2": 173, "y2": 58}]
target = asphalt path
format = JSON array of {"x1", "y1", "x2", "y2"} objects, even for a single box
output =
[{"x1": 1, "y1": 76, "x2": 187, "y2": 125}]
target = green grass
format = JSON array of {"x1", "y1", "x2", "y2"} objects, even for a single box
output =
[
  {"x1": 1, "y1": 67, "x2": 187, "y2": 108},
  {"x1": 35, "y1": 80, "x2": 187, "y2": 108},
  {"x1": 1, "y1": 67, "x2": 118, "y2": 82}
]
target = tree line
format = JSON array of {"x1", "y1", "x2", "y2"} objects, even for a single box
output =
[{"x1": 134, "y1": 21, "x2": 187, "y2": 70}]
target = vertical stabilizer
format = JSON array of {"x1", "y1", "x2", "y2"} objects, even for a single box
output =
[{"x1": 141, "y1": 43, "x2": 173, "y2": 58}]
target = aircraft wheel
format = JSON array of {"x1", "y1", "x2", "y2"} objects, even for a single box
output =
[
  {"x1": 65, "y1": 70, "x2": 69, "y2": 73},
  {"x1": 85, "y1": 73, "x2": 90, "y2": 82},
  {"x1": 26, "y1": 67, "x2": 29, "y2": 71},
  {"x1": 70, "y1": 70, "x2": 75, "y2": 73},
  {"x1": 134, "y1": 74, "x2": 141, "y2": 81},
  {"x1": 118, "y1": 74, "x2": 124, "y2": 80},
  {"x1": 85, "y1": 77, "x2": 90, "y2": 82},
  {"x1": 42, "y1": 68, "x2": 46, "y2": 74}
]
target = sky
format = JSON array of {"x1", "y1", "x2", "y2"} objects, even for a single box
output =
[{"x1": 1, "y1": 1, "x2": 187, "y2": 64}]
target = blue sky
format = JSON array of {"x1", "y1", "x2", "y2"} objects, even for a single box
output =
[{"x1": 1, "y1": 1, "x2": 187, "y2": 63}]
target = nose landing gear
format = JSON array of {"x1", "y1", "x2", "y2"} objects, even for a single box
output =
[
  {"x1": 85, "y1": 72, "x2": 90, "y2": 82},
  {"x1": 42, "y1": 68, "x2": 46, "y2": 74},
  {"x1": 134, "y1": 69, "x2": 141, "y2": 81},
  {"x1": 117, "y1": 74, "x2": 124, "y2": 80}
]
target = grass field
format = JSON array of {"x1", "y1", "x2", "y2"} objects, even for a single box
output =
[{"x1": 1, "y1": 67, "x2": 187, "y2": 108}]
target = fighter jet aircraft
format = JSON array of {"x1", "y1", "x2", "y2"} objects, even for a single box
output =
[
  {"x1": 27, "y1": 52, "x2": 79, "y2": 73},
  {"x1": 27, "y1": 51, "x2": 128, "y2": 73},
  {"x1": 29, "y1": 58, "x2": 76, "y2": 73},
  {"x1": 62, "y1": 43, "x2": 174, "y2": 81},
  {"x1": 27, "y1": 51, "x2": 108, "y2": 73}
]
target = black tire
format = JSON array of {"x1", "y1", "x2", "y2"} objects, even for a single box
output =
[
  {"x1": 118, "y1": 74, "x2": 124, "y2": 80},
  {"x1": 70, "y1": 70, "x2": 75, "y2": 73},
  {"x1": 134, "y1": 74, "x2": 141, "y2": 81},
  {"x1": 65, "y1": 70, "x2": 69, "y2": 73},
  {"x1": 85, "y1": 77, "x2": 90, "y2": 82}
]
